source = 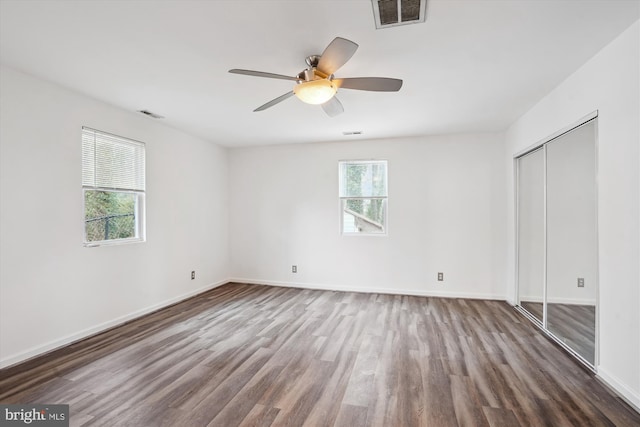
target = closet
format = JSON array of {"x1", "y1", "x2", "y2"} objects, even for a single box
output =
[{"x1": 516, "y1": 115, "x2": 598, "y2": 368}]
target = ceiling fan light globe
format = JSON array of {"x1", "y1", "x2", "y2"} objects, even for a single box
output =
[{"x1": 293, "y1": 79, "x2": 337, "y2": 105}]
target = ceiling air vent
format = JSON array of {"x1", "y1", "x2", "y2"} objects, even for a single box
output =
[
  {"x1": 371, "y1": 0, "x2": 427, "y2": 29},
  {"x1": 138, "y1": 110, "x2": 165, "y2": 119}
]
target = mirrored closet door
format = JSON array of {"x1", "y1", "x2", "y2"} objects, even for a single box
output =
[
  {"x1": 517, "y1": 148, "x2": 545, "y2": 324},
  {"x1": 516, "y1": 117, "x2": 598, "y2": 368}
]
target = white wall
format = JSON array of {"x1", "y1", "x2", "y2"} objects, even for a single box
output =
[
  {"x1": 229, "y1": 134, "x2": 506, "y2": 299},
  {"x1": 0, "y1": 65, "x2": 229, "y2": 367},
  {"x1": 505, "y1": 21, "x2": 640, "y2": 408}
]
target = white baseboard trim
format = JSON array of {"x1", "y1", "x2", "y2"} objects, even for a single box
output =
[
  {"x1": 0, "y1": 279, "x2": 229, "y2": 369},
  {"x1": 229, "y1": 277, "x2": 505, "y2": 300},
  {"x1": 519, "y1": 296, "x2": 596, "y2": 305},
  {"x1": 596, "y1": 367, "x2": 640, "y2": 412},
  {"x1": 550, "y1": 297, "x2": 597, "y2": 305}
]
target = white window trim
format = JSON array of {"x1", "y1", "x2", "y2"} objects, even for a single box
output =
[{"x1": 82, "y1": 188, "x2": 146, "y2": 247}]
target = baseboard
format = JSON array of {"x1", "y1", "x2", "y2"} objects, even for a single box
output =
[
  {"x1": 596, "y1": 367, "x2": 640, "y2": 412},
  {"x1": 548, "y1": 297, "x2": 597, "y2": 305},
  {"x1": 519, "y1": 296, "x2": 544, "y2": 303},
  {"x1": 229, "y1": 277, "x2": 505, "y2": 300},
  {"x1": 0, "y1": 279, "x2": 229, "y2": 369},
  {"x1": 519, "y1": 296, "x2": 596, "y2": 305}
]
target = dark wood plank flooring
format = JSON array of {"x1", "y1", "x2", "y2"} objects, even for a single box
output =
[
  {"x1": 520, "y1": 301, "x2": 544, "y2": 323},
  {"x1": 1, "y1": 283, "x2": 638, "y2": 426},
  {"x1": 520, "y1": 301, "x2": 596, "y2": 365}
]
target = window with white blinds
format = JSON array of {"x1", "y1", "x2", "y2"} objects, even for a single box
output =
[
  {"x1": 82, "y1": 127, "x2": 145, "y2": 191},
  {"x1": 82, "y1": 127, "x2": 146, "y2": 246}
]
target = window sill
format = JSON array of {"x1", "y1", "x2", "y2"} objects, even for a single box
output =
[
  {"x1": 341, "y1": 232, "x2": 388, "y2": 237},
  {"x1": 84, "y1": 237, "x2": 145, "y2": 248}
]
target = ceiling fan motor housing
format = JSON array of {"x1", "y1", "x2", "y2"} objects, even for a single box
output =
[{"x1": 297, "y1": 67, "x2": 331, "y2": 83}]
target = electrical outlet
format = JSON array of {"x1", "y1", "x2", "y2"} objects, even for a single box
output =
[
  {"x1": 191, "y1": 271, "x2": 195, "y2": 280},
  {"x1": 438, "y1": 272, "x2": 444, "y2": 281},
  {"x1": 577, "y1": 277, "x2": 584, "y2": 287},
  {"x1": 292, "y1": 265, "x2": 297, "y2": 273}
]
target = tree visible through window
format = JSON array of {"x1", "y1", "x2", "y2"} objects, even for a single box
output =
[
  {"x1": 339, "y1": 160, "x2": 388, "y2": 234},
  {"x1": 84, "y1": 191, "x2": 136, "y2": 241},
  {"x1": 82, "y1": 127, "x2": 145, "y2": 245}
]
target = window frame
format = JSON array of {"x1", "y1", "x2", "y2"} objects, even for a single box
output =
[
  {"x1": 82, "y1": 188, "x2": 146, "y2": 247},
  {"x1": 82, "y1": 127, "x2": 146, "y2": 247},
  {"x1": 338, "y1": 159, "x2": 388, "y2": 236}
]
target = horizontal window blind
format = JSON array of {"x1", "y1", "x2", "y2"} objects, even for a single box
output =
[{"x1": 82, "y1": 127, "x2": 145, "y2": 191}]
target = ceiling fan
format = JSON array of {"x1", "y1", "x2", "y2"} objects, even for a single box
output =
[{"x1": 229, "y1": 37, "x2": 403, "y2": 117}]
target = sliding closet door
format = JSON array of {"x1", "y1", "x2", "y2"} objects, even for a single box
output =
[
  {"x1": 517, "y1": 148, "x2": 545, "y2": 323},
  {"x1": 546, "y1": 120, "x2": 597, "y2": 365}
]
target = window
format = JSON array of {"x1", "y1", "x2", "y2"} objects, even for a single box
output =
[
  {"x1": 339, "y1": 160, "x2": 388, "y2": 235},
  {"x1": 82, "y1": 127, "x2": 145, "y2": 245}
]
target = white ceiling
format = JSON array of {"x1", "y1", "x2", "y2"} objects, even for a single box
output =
[{"x1": 1, "y1": 0, "x2": 638, "y2": 147}]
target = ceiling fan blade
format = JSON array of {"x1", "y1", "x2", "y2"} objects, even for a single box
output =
[
  {"x1": 321, "y1": 96, "x2": 344, "y2": 117},
  {"x1": 229, "y1": 69, "x2": 300, "y2": 82},
  {"x1": 335, "y1": 77, "x2": 403, "y2": 92},
  {"x1": 317, "y1": 37, "x2": 359, "y2": 75},
  {"x1": 254, "y1": 91, "x2": 295, "y2": 112}
]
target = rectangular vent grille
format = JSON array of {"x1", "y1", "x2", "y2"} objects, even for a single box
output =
[{"x1": 372, "y1": 0, "x2": 426, "y2": 29}]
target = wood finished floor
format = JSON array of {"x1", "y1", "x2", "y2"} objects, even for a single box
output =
[
  {"x1": 520, "y1": 301, "x2": 596, "y2": 365},
  {"x1": 1, "y1": 283, "x2": 638, "y2": 427}
]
